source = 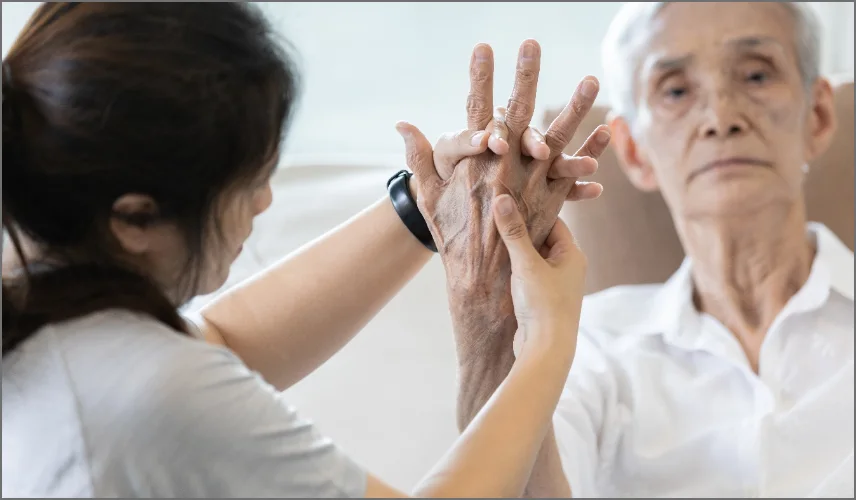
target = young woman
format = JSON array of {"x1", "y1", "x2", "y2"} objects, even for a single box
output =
[{"x1": 2, "y1": 4, "x2": 603, "y2": 497}]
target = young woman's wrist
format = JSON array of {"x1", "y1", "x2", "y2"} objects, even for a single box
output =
[{"x1": 514, "y1": 323, "x2": 577, "y2": 369}]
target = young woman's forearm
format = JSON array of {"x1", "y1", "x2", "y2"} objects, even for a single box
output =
[
  {"x1": 200, "y1": 187, "x2": 432, "y2": 391},
  {"x1": 411, "y1": 345, "x2": 571, "y2": 498},
  {"x1": 523, "y1": 426, "x2": 573, "y2": 498}
]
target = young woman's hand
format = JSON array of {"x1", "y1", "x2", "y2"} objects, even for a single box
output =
[{"x1": 491, "y1": 194, "x2": 587, "y2": 366}]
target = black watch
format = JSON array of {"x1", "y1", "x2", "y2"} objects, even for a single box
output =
[{"x1": 386, "y1": 170, "x2": 438, "y2": 252}]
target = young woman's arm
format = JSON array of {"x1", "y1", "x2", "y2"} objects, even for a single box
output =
[
  {"x1": 366, "y1": 348, "x2": 572, "y2": 498},
  {"x1": 198, "y1": 181, "x2": 433, "y2": 392}
]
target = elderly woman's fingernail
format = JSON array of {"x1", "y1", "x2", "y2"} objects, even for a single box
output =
[
  {"x1": 522, "y1": 42, "x2": 537, "y2": 60},
  {"x1": 471, "y1": 132, "x2": 487, "y2": 146},
  {"x1": 581, "y1": 78, "x2": 598, "y2": 98},
  {"x1": 596, "y1": 129, "x2": 610, "y2": 144},
  {"x1": 475, "y1": 45, "x2": 490, "y2": 61}
]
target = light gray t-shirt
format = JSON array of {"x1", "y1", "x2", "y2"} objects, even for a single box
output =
[{"x1": 2, "y1": 310, "x2": 367, "y2": 497}]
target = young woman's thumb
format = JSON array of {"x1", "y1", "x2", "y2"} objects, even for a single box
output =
[{"x1": 493, "y1": 194, "x2": 538, "y2": 269}]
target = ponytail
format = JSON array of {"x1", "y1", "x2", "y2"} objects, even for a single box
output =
[
  {"x1": 2, "y1": 198, "x2": 189, "y2": 356},
  {"x1": 2, "y1": 260, "x2": 189, "y2": 355}
]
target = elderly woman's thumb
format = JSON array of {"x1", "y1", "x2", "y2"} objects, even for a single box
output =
[{"x1": 396, "y1": 121, "x2": 436, "y2": 181}]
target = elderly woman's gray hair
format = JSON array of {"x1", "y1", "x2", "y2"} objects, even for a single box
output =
[{"x1": 601, "y1": 2, "x2": 823, "y2": 123}]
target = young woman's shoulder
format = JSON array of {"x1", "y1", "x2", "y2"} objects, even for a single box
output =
[
  {"x1": 2, "y1": 309, "x2": 367, "y2": 498},
  {"x1": 3, "y1": 308, "x2": 242, "y2": 406}
]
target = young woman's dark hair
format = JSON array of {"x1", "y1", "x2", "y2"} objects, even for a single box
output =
[{"x1": 1, "y1": 3, "x2": 300, "y2": 354}]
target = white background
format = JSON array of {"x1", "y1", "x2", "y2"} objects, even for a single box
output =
[{"x1": 3, "y1": 2, "x2": 854, "y2": 491}]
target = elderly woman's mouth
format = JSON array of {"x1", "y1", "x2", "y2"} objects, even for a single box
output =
[{"x1": 691, "y1": 157, "x2": 774, "y2": 180}]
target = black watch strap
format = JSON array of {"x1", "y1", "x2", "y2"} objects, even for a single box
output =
[{"x1": 386, "y1": 170, "x2": 438, "y2": 252}]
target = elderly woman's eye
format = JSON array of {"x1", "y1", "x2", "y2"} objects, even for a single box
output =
[
  {"x1": 664, "y1": 86, "x2": 687, "y2": 100},
  {"x1": 747, "y1": 71, "x2": 769, "y2": 83}
]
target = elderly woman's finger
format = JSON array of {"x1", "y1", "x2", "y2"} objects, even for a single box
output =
[
  {"x1": 396, "y1": 121, "x2": 439, "y2": 184},
  {"x1": 547, "y1": 155, "x2": 598, "y2": 180},
  {"x1": 520, "y1": 126, "x2": 551, "y2": 160},
  {"x1": 566, "y1": 181, "x2": 604, "y2": 201},
  {"x1": 544, "y1": 76, "x2": 599, "y2": 156},
  {"x1": 505, "y1": 39, "x2": 541, "y2": 136},
  {"x1": 574, "y1": 124, "x2": 611, "y2": 159},
  {"x1": 466, "y1": 43, "x2": 495, "y2": 130},
  {"x1": 433, "y1": 129, "x2": 490, "y2": 177},
  {"x1": 485, "y1": 106, "x2": 510, "y2": 155}
]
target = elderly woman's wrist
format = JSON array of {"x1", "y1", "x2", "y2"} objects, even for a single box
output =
[
  {"x1": 408, "y1": 175, "x2": 419, "y2": 203},
  {"x1": 448, "y1": 292, "x2": 516, "y2": 358}
]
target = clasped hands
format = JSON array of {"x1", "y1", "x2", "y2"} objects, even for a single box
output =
[{"x1": 396, "y1": 39, "x2": 609, "y2": 363}]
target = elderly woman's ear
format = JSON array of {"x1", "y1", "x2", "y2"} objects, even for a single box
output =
[
  {"x1": 804, "y1": 77, "x2": 837, "y2": 162},
  {"x1": 607, "y1": 114, "x2": 659, "y2": 192}
]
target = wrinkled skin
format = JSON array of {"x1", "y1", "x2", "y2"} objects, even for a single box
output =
[
  {"x1": 406, "y1": 40, "x2": 604, "y2": 364},
  {"x1": 418, "y1": 147, "x2": 573, "y2": 359}
]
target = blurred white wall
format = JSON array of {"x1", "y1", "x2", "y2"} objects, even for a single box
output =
[
  {"x1": 260, "y1": 1, "x2": 856, "y2": 167},
  {"x1": 255, "y1": 2, "x2": 627, "y2": 166},
  {"x1": 3, "y1": 2, "x2": 855, "y2": 491},
  {"x1": 5, "y1": 2, "x2": 853, "y2": 168}
]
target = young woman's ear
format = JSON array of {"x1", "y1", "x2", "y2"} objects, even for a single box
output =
[
  {"x1": 110, "y1": 194, "x2": 161, "y2": 255},
  {"x1": 608, "y1": 115, "x2": 660, "y2": 192}
]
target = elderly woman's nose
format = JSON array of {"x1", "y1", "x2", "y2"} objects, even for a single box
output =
[{"x1": 699, "y1": 87, "x2": 748, "y2": 139}]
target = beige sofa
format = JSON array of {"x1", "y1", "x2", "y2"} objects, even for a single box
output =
[{"x1": 544, "y1": 78, "x2": 855, "y2": 294}]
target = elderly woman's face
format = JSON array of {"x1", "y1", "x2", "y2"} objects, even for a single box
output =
[{"x1": 620, "y1": 2, "x2": 836, "y2": 219}]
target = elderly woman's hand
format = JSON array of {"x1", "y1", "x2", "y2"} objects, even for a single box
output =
[
  {"x1": 420, "y1": 109, "x2": 608, "y2": 202},
  {"x1": 421, "y1": 112, "x2": 607, "y2": 201},
  {"x1": 396, "y1": 39, "x2": 607, "y2": 368}
]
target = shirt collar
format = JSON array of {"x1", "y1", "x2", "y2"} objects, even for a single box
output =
[
  {"x1": 627, "y1": 257, "x2": 697, "y2": 339},
  {"x1": 631, "y1": 223, "x2": 853, "y2": 339},
  {"x1": 809, "y1": 222, "x2": 854, "y2": 302}
]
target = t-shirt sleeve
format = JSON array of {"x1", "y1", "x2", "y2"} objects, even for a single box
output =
[
  {"x1": 551, "y1": 330, "x2": 622, "y2": 498},
  {"x1": 107, "y1": 336, "x2": 367, "y2": 498}
]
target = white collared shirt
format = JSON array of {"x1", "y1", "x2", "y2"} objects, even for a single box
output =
[{"x1": 554, "y1": 223, "x2": 854, "y2": 498}]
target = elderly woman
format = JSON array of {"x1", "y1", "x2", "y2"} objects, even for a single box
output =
[{"x1": 448, "y1": 2, "x2": 854, "y2": 498}]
